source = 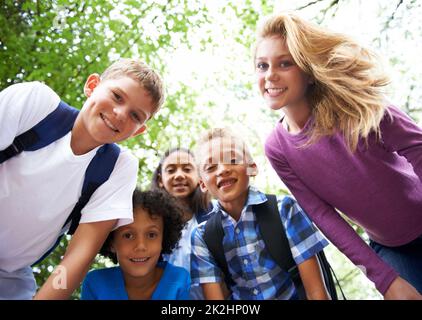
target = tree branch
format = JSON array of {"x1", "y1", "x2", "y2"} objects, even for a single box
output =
[
  {"x1": 296, "y1": 0, "x2": 341, "y2": 22},
  {"x1": 383, "y1": 0, "x2": 404, "y2": 31},
  {"x1": 296, "y1": 0, "x2": 327, "y2": 11}
]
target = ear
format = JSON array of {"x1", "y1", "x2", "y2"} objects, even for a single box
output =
[
  {"x1": 199, "y1": 179, "x2": 208, "y2": 193},
  {"x1": 247, "y1": 162, "x2": 258, "y2": 176},
  {"x1": 158, "y1": 175, "x2": 164, "y2": 188},
  {"x1": 109, "y1": 244, "x2": 116, "y2": 253},
  {"x1": 84, "y1": 73, "x2": 101, "y2": 97},
  {"x1": 131, "y1": 124, "x2": 148, "y2": 137}
]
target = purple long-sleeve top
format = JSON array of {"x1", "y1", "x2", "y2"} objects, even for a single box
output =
[{"x1": 265, "y1": 105, "x2": 422, "y2": 294}]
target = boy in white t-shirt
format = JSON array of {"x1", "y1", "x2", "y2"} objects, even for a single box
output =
[{"x1": 0, "y1": 58, "x2": 164, "y2": 299}]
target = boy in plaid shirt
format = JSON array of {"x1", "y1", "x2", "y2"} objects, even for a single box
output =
[{"x1": 190, "y1": 128, "x2": 330, "y2": 300}]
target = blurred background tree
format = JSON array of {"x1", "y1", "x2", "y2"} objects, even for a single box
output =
[{"x1": 1, "y1": 0, "x2": 420, "y2": 299}]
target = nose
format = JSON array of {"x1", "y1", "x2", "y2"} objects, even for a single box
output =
[
  {"x1": 113, "y1": 106, "x2": 128, "y2": 122},
  {"x1": 216, "y1": 163, "x2": 231, "y2": 177},
  {"x1": 134, "y1": 237, "x2": 146, "y2": 252},
  {"x1": 174, "y1": 168, "x2": 185, "y2": 181},
  {"x1": 265, "y1": 65, "x2": 279, "y2": 82}
]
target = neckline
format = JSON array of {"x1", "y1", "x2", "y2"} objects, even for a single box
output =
[{"x1": 278, "y1": 115, "x2": 313, "y2": 140}]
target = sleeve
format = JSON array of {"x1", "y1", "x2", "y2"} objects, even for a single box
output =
[
  {"x1": 190, "y1": 224, "x2": 223, "y2": 285},
  {"x1": 279, "y1": 196, "x2": 329, "y2": 265},
  {"x1": 81, "y1": 272, "x2": 97, "y2": 300},
  {"x1": 265, "y1": 139, "x2": 398, "y2": 295},
  {"x1": 379, "y1": 105, "x2": 422, "y2": 181},
  {"x1": 0, "y1": 81, "x2": 60, "y2": 150},
  {"x1": 80, "y1": 149, "x2": 138, "y2": 229}
]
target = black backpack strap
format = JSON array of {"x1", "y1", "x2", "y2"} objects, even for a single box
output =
[
  {"x1": 0, "y1": 130, "x2": 39, "y2": 163},
  {"x1": 65, "y1": 143, "x2": 121, "y2": 235},
  {"x1": 195, "y1": 204, "x2": 214, "y2": 225},
  {"x1": 258, "y1": 195, "x2": 344, "y2": 300},
  {"x1": 254, "y1": 194, "x2": 307, "y2": 299},
  {"x1": 0, "y1": 101, "x2": 79, "y2": 163},
  {"x1": 315, "y1": 250, "x2": 338, "y2": 299},
  {"x1": 199, "y1": 194, "x2": 344, "y2": 300},
  {"x1": 203, "y1": 212, "x2": 236, "y2": 289}
]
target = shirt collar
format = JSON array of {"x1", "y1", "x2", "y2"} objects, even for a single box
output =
[{"x1": 210, "y1": 186, "x2": 268, "y2": 217}]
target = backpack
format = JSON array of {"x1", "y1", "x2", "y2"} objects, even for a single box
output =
[
  {"x1": 0, "y1": 101, "x2": 120, "y2": 265},
  {"x1": 203, "y1": 194, "x2": 345, "y2": 300}
]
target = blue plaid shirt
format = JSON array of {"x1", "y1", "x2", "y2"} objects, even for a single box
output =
[{"x1": 190, "y1": 187, "x2": 329, "y2": 300}]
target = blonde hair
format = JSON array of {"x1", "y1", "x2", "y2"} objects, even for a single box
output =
[
  {"x1": 257, "y1": 12, "x2": 390, "y2": 151},
  {"x1": 195, "y1": 128, "x2": 254, "y2": 166},
  {"x1": 101, "y1": 58, "x2": 165, "y2": 114}
]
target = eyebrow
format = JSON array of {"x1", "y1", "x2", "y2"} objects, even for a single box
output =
[
  {"x1": 164, "y1": 162, "x2": 194, "y2": 169},
  {"x1": 114, "y1": 86, "x2": 149, "y2": 119},
  {"x1": 201, "y1": 150, "x2": 245, "y2": 166},
  {"x1": 202, "y1": 156, "x2": 215, "y2": 167},
  {"x1": 255, "y1": 54, "x2": 292, "y2": 61},
  {"x1": 145, "y1": 225, "x2": 161, "y2": 230}
]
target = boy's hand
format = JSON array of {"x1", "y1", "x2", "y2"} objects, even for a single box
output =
[
  {"x1": 33, "y1": 219, "x2": 116, "y2": 300},
  {"x1": 384, "y1": 277, "x2": 422, "y2": 300}
]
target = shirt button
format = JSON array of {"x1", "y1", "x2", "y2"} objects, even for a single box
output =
[
  {"x1": 243, "y1": 259, "x2": 248, "y2": 265},
  {"x1": 235, "y1": 228, "x2": 240, "y2": 234},
  {"x1": 253, "y1": 289, "x2": 258, "y2": 295}
]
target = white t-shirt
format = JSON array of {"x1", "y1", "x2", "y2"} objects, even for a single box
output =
[{"x1": 0, "y1": 82, "x2": 137, "y2": 272}]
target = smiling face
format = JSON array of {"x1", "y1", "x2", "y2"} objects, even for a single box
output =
[
  {"x1": 111, "y1": 207, "x2": 163, "y2": 283},
  {"x1": 255, "y1": 36, "x2": 312, "y2": 111},
  {"x1": 197, "y1": 137, "x2": 257, "y2": 212},
  {"x1": 75, "y1": 74, "x2": 155, "y2": 152},
  {"x1": 159, "y1": 150, "x2": 199, "y2": 200}
]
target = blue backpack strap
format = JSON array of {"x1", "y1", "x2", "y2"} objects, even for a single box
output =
[
  {"x1": 32, "y1": 143, "x2": 120, "y2": 266},
  {"x1": 0, "y1": 100, "x2": 121, "y2": 266},
  {"x1": 0, "y1": 101, "x2": 79, "y2": 163},
  {"x1": 65, "y1": 143, "x2": 121, "y2": 235}
]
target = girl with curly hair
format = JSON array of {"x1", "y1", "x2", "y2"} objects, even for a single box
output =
[
  {"x1": 258, "y1": 12, "x2": 422, "y2": 299},
  {"x1": 81, "y1": 189, "x2": 188, "y2": 300}
]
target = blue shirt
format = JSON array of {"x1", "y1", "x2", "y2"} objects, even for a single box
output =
[
  {"x1": 190, "y1": 187, "x2": 329, "y2": 300},
  {"x1": 81, "y1": 261, "x2": 190, "y2": 300}
]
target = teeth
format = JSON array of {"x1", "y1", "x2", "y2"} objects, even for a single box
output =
[
  {"x1": 219, "y1": 179, "x2": 235, "y2": 188},
  {"x1": 131, "y1": 257, "x2": 148, "y2": 262},
  {"x1": 266, "y1": 88, "x2": 285, "y2": 93},
  {"x1": 101, "y1": 114, "x2": 119, "y2": 132}
]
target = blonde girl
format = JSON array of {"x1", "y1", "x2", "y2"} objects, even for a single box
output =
[{"x1": 257, "y1": 12, "x2": 422, "y2": 299}]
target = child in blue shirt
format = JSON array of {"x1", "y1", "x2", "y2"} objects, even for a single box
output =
[
  {"x1": 81, "y1": 189, "x2": 190, "y2": 300},
  {"x1": 191, "y1": 128, "x2": 330, "y2": 300}
]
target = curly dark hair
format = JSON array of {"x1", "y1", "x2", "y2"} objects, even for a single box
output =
[{"x1": 100, "y1": 188, "x2": 186, "y2": 264}]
